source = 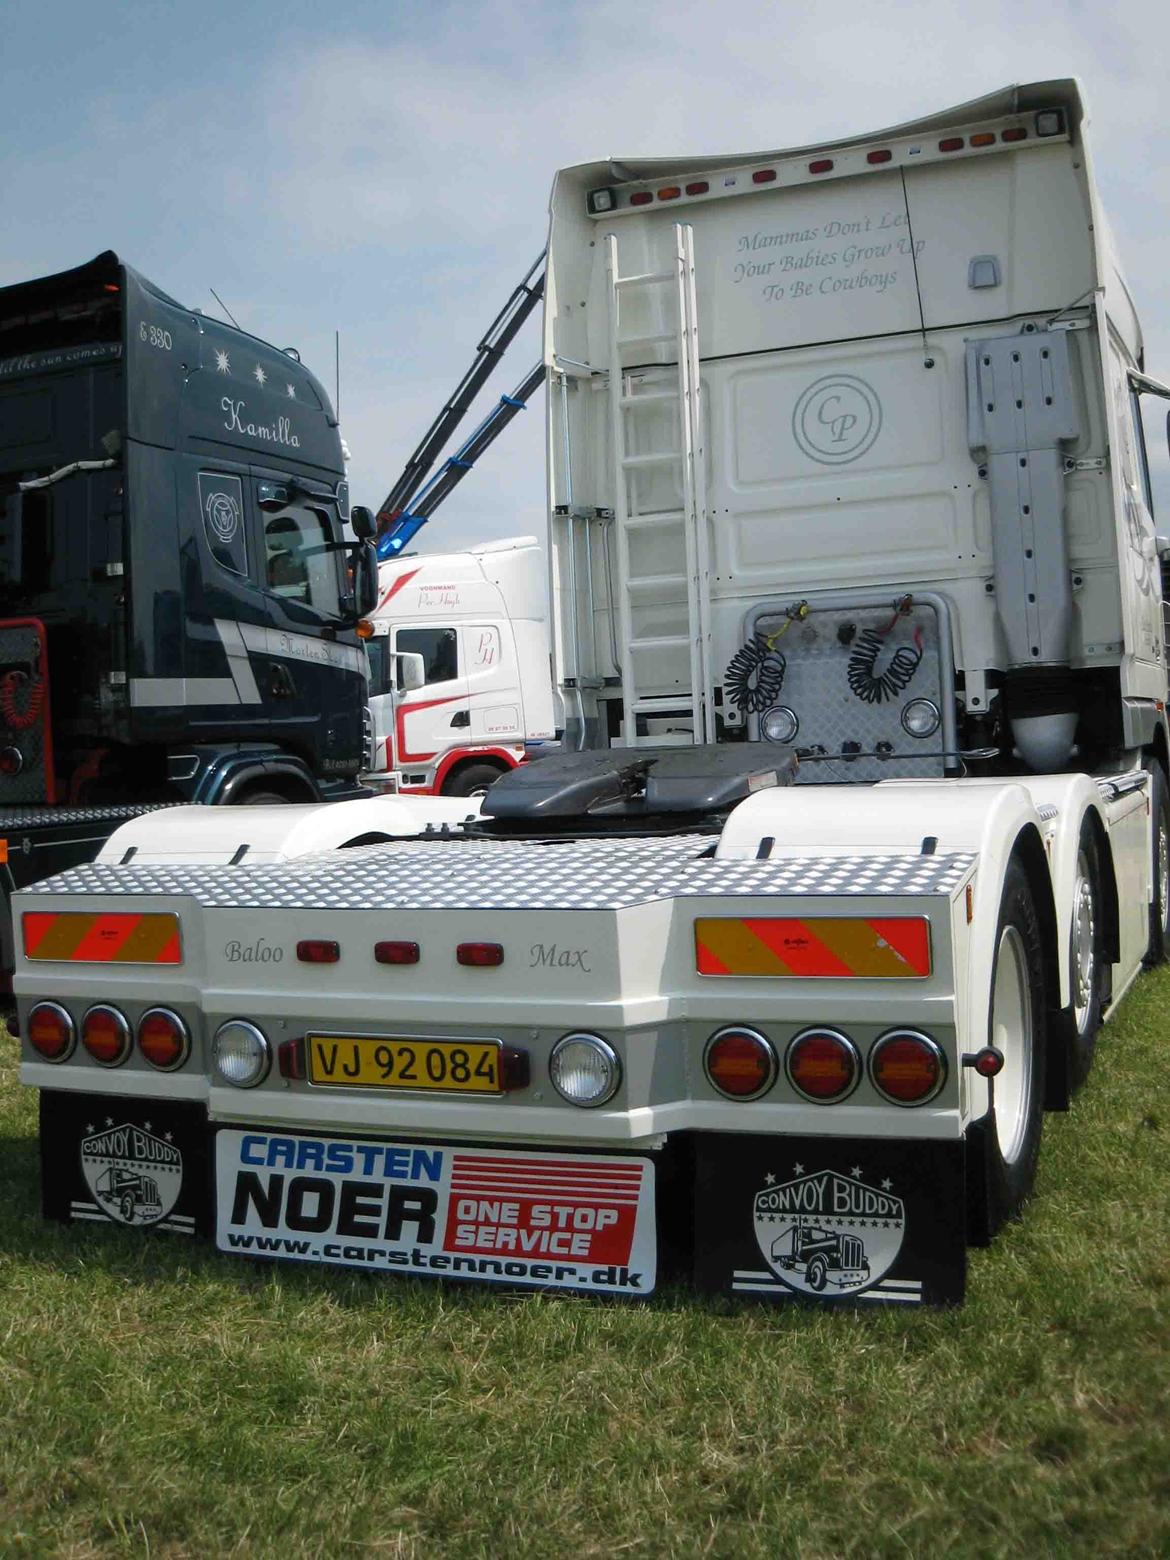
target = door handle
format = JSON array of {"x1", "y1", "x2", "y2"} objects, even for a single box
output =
[
  {"x1": 450, "y1": 709, "x2": 470, "y2": 729},
  {"x1": 268, "y1": 664, "x2": 296, "y2": 699}
]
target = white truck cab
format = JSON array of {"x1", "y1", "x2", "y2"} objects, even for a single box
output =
[{"x1": 362, "y1": 536, "x2": 557, "y2": 796}]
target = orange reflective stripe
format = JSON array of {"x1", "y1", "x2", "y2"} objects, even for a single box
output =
[
  {"x1": 695, "y1": 916, "x2": 931, "y2": 977},
  {"x1": 22, "y1": 911, "x2": 182, "y2": 965}
]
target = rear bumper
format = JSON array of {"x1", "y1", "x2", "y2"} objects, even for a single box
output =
[{"x1": 39, "y1": 1090, "x2": 968, "y2": 1305}]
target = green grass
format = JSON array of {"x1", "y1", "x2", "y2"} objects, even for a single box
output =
[{"x1": 1, "y1": 978, "x2": 1169, "y2": 1559}]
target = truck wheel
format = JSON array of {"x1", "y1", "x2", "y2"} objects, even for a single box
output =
[
  {"x1": 806, "y1": 1255, "x2": 828, "y2": 1292},
  {"x1": 238, "y1": 790, "x2": 290, "y2": 806},
  {"x1": 120, "y1": 1193, "x2": 135, "y2": 1223},
  {"x1": 982, "y1": 858, "x2": 1047, "y2": 1227},
  {"x1": 1053, "y1": 825, "x2": 1103, "y2": 1098},
  {"x1": 1144, "y1": 763, "x2": 1170, "y2": 967},
  {"x1": 443, "y1": 763, "x2": 504, "y2": 798}
]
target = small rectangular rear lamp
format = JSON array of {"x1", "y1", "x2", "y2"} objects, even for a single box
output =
[
  {"x1": 867, "y1": 149, "x2": 892, "y2": 165},
  {"x1": 969, "y1": 132, "x2": 995, "y2": 148},
  {"x1": 629, "y1": 191, "x2": 653, "y2": 207},
  {"x1": 1035, "y1": 109, "x2": 1065, "y2": 137},
  {"x1": 587, "y1": 187, "x2": 617, "y2": 215}
]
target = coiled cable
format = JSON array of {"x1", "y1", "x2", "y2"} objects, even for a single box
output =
[
  {"x1": 0, "y1": 669, "x2": 45, "y2": 730},
  {"x1": 725, "y1": 634, "x2": 786, "y2": 713},
  {"x1": 847, "y1": 623, "x2": 924, "y2": 705}
]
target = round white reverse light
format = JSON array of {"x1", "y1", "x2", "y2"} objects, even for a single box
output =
[
  {"x1": 761, "y1": 705, "x2": 799, "y2": 744},
  {"x1": 549, "y1": 1033, "x2": 621, "y2": 1108},
  {"x1": 212, "y1": 1020, "x2": 270, "y2": 1088},
  {"x1": 901, "y1": 698, "x2": 941, "y2": 739}
]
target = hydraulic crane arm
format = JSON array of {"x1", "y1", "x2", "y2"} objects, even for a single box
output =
[
  {"x1": 376, "y1": 249, "x2": 546, "y2": 532},
  {"x1": 376, "y1": 359, "x2": 544, "y2": 559}
]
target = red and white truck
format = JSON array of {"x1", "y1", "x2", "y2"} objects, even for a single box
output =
[
  {"x1": 362, "y1": 536, "x2": 557, "y2": 797},
  {"x1": 13, "y1": 80, "x2": 1170, "y2": 1305}
]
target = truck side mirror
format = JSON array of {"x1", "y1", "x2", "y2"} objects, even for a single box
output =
[
  {"x1": 353, "y1": 540, "x2": 379, "y2": 618},
  {"x1": 397, "y1": 652, "x2": 426, "y2": 692},
  {"x1": 351, "y1": 505, "x2": 376, "y2": 541}
]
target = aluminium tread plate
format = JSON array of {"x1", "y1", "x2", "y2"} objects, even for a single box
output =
[
  {"x1": 28, "y1": 835, "x2": 976, "y2": 912},
  {"x1": 0, "y1": 802, "x2": 181, "y2": 830}
]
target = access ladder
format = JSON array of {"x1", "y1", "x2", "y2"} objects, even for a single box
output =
[{"x1": 605, "y1": 224, "x2": 714, "y2": 745}]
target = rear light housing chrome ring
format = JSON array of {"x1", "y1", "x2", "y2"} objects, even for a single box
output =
[
  {"x1": 81, "y1": 1004, "x2": 132, "y2": 1067},
  {"x1": 27, "y1": 1001, "x2": 76, "y2": 1063},
  {"x1": 137, "y1": 1007, "x2": 192, "y2": 1071},
  {"x1": 784, "y1": 1027, "x2": 862, "y2": 1104},
  {"x1": 868, "y1": 1028, "x2": 947, "y2": 1106},
  {"x1": 703, "y1": 1026, "x2": 778, "y2": 1101}
]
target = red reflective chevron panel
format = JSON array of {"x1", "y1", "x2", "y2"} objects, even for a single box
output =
[
  {"x1": 694, "y1": 916, "x2": 930, "y2": 977},
  {"x1": 22, "y1": 911, "x2": 182, "y2": 965}
]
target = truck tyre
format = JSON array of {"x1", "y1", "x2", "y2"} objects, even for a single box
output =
[
  {"x1": 1144, "y1": 763, "x2": 1170, "y2": 967},
  {"x1": 443, "y1": 763, "x2": 504, "y2": 798},
  {"x1": 806, "y1": 1255, "x2": 828, "y2": 1292},
  {"x1": 979, "y1": 857, "x2": 1047, "y2": 1232},
  {"x1": 1051, "y1": 823, "x2": 1103, "y2": 1100},
  {"x1": 237, "y1": 790, "x2": 290, "y2": 807}
]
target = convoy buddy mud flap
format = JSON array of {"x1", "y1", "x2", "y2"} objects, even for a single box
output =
[
  {"x1": 40, "y1": 1092, "x2": 965, "y2": 1304},
  {"x1": 693, "y1": 1133, "x2": 966, "y2": 1306}
]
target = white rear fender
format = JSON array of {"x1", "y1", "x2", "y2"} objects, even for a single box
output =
[
  {"x1": 716, "y1": 780, "x2": 1056, "y2": 1125},
  {"x1": 96, "y1": 795, "x2": 482, "y2": 867}
]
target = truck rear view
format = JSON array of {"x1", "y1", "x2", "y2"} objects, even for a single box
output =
[{"x1": 13, "y1": 83, "x2": 1170, "y2": 1308}]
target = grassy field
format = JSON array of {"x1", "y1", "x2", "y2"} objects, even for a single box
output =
[{"x1": 1, "y1": 980, "x2": 1168, "y2": 1560}]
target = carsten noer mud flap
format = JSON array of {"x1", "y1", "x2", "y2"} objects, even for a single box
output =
[
  {"x1": 40, "y1": 1091, "x2": 212, "y2": 1239},
  {"x1": 693, "y1": 1133, "x2": 967, "y2": 1306}
]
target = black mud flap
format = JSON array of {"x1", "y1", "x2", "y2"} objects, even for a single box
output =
[
  {"x1": 693, "y1": 1133, "x2": 967, "y2": 1306},
  {"x1": 40, "y1": 1091, "x2": 211, "y2": 1238}
]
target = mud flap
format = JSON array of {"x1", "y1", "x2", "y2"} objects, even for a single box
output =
[
  {"x1": 693, "y1": 1133, "x2": 967, "y2": 1306},
  {"x1": 40, "y1": 1091, "x2": 211, "y2": 1238}
]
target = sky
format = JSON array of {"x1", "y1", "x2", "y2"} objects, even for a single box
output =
[{"x1": 3, "y1": 0, "x2": 1169, "y2": 548}]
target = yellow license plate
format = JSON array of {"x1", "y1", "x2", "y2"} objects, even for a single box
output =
[{"x1": 307, "y1": 1036, "x2": 502, "y2": 1093}]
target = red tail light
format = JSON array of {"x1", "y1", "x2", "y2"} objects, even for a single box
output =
[
  {"x1": 752, "y1": 169, "x2": 777, "y2": 184},
  {"x1": 869, "y1": 1030, "x2": 945, "y2": 1104},
  {"x1": 138, "y1": 1007, "x2": 190, "y2": 1070},
  {"x1": 785, "y1": 1029, "x2": 859, "y2": 1103},
  {"x1": 867, "y1": 149, "x2": 892, "y2": 165},
  {"x1": 82, "y1": 1004, "x2": 131, "y2": 1066},
  {"x1": 704, "y1": 1027, "x2": 777, "y2": 1100},
  {"x1": 1001, "y1": 126, "x2": 1028, "y2": 143},
  {"x1": 685, "y1": 181, "x2": 709, "y2": 196},
  {"x1": 630, "y1": 192, "x2": 653, "y2": 207},
  {"x1": 939, "y1": 137, "x2": 964, "y2": 153},
  {"x1": 297, "y1": 940, "x2": 340, "y2": 964},
  {"x1": 375, "y1": 940, "x2": 420, "y2": 965},
  {"x1": 27, "y1": 1001, "x2": 74, "y2": 1061},
  {"x1": 809, "y1": 158, "x2": 834, "y2": 174},
  {"x1": 457, "y1": 942, "x2": 504, "y2": 967}
]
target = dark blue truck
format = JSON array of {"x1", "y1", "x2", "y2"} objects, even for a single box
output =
[{"x1": 0, "y1": 251, "x2": 378, "y2": 991}]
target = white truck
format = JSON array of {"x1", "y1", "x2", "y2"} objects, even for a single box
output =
[
  {"x1": 362, "y1": 535, "x2": 557, "y2": 797},
  {"x1": 13, "y1": 80, "x2": 1170, "y2": 1306}
]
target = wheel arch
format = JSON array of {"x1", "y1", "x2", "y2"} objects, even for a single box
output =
[{"x1": 435, "y1": 748, "x2": 515, "y2": 794}]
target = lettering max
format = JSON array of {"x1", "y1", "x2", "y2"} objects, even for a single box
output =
[{"x1": 529, "y1": 943, "x2": 592, "y2": 972}]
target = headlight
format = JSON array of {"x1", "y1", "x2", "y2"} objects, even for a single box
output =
[
  {"x1": 212, "y1": 1020, "x2": 270, "y2": 1088},
  {"x1": 549, "y1": 1033, "x2": 620, "y2": 1107},
  {"x1": 760, "y1": 705, "x2": 799, "y2": 744},
  {"x1": 901, "y1": 698, "x2": 941, "y2": 738}
]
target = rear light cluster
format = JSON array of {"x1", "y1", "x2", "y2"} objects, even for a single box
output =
[
  {"x1": 704, "y1": 1025, "x2": 946, "y2": 1106},
  {"x1": 292, "y1": 940, "x2": 506, "y2": 967},
  {"x1": 27, "y1": 1002, "x2": 189, "y2": 1069},
  {"x1": 588, "y1": 110, "x2": 1060, "y2": 216}
]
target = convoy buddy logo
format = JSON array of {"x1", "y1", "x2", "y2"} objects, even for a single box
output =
[
  {"x1": 81, "y1": 1120, "x2": 184, "y2": 1228},
  {"x1": 753, "y1": 1165, "x2": 905, "y2": 1297},
  {"x1": 792, "y1": 374, "x2": 883, "y2": 465}
]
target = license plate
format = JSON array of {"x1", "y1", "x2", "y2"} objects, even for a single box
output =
[{"x1": 307, "y1": 1036, "x2": 502, "y2": 1093}]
